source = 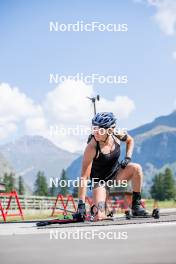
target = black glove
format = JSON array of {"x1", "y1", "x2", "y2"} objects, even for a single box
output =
[{"x1": 120, "y1": 157, "x2": 131, "y2": 169}]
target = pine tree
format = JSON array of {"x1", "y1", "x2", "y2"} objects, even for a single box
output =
[
  {"x1": 150, "y1": 173, "x2": 164, "y2": 201},
  {"x1": 3, "y1": 173, "x2": 16, "y2": 192},
  {"x1": 18, "y1": 176, "x2": 25, "y2": 195},
  {"x1": 48, "y1": 184, "x2": 58, "y2": 197},
  {"x1": 59, "y1": 169, "x2": 70, "y2": 196},
  {"x1": 34, "y1": 171, "x2": 48, "y2": 196},
  {"x1": 150, "y1": 168, "x2": 176, "y2": 201},
  {"x1": 163, "y1": 168, "x2": 176, "y2": 200},
  {"x1": 72, "y1": 186, "x2": 79, "y2": 197}
]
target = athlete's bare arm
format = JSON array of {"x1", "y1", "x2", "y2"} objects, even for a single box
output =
[
  {"x1": 78, "y1": 138, "x2": 96, "y2": 202},
  {"x1": 125, "y1": 134, "x2": 134, "y2": 158},
  {"x1": 114, "y1": 130, "x2": 134, "y2": 158}
]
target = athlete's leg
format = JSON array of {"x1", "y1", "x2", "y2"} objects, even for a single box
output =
[
  {"x1": 92, "y1": 184, "x2": 107, "y2": 220},
  {"x1": 115, "y1": 163, "x2": 147, "y2": 216},
  {"x1": 115, "y1": 162, "x2": 143, "y2": 192}
]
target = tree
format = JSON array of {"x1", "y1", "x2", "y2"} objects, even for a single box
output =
[
  {"x1": 48, "y1": 184, "x2": 58, "y2": 197},
  {"x1": 34, "y1": 171, "x2": 48, "y2": 196},
  {"x1": 18, "y1": 176, "x2": 25, "y2": 195},
  {"x1": 150, "y1": 168, "x2": 176, "y2": 201},
  {"x1": 59, "y1": 169, "x2": 70, "y2": 196},
  {"x1": 163, "y1": 168, "x2": 176, "y2": 200},
  {"x1": 3, "y1": 173, "x2": 16, "y2": 192},
  {"x1": 150, "y1": 173, "x2": 164, "y2": 201},
  {"x1": 72, "y1": 186, "x2": 79, "y2": 197}
]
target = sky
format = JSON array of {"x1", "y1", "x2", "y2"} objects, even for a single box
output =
[{"x1": 0, "y1": 0, "x2": 176, "y2": 152}]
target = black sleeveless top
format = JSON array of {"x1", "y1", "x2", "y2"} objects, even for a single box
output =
[{"x1": 90, "y1": 135, "x2": 121, "y2": 182}]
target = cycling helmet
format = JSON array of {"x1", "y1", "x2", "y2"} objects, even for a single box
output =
[{"x1": 92, "y1": 112, "x2": 116, "y2": 128}]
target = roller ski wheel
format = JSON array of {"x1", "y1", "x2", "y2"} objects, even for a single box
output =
[
  {"x1": 36, "y1": 221, "x2": 52, "y2": 227},
  {"x1": 125, "y1": 210, "x2": 131, "y2": 220},
  {"x1": 152, "y1": 208, "x2": 160, "y2": 219},
  {"x1": 107, "y1": 211, "x2": 114, "y2": 218}
]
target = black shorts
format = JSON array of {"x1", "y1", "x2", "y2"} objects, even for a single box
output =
[{"x1": 90, "y1": 169, "x2": 120, "y2": 190}]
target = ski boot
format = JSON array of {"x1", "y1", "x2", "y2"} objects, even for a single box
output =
[{"x1": 131, "y1": 192, "x2": 149, "y2": 217}]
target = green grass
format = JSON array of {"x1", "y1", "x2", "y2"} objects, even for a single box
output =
[
  {"x1": 0, "y1": 212, "x2": 73, "y2": 222},
  {"x1": 145, "y1": 199, "x2": 176, "y2": 210}
]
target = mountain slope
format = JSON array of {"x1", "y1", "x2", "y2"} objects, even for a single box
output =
[
  {"x1": 0, "y1": 152, "x2": 14, "y2": 180},
  {"x1": 0, "y1": 135, "x2": 79, "y2": 189},
  {"x1": 130, "y1": 110, "x2": 176, "y2": 137}
]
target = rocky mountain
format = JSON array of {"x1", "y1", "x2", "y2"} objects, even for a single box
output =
[
  {"x1": 66, "y1": 111, "x2": 176, "y2": 193},
  {"x1": 130, "y1": 111, "x2": 176, "y2": 169},
  {"x1": 0, "y1": 152, "x2": 14, "y2": 180},
  {"x1": 0, "y1": 135, "x2": 79, "y2": 189},
  {"x1": 130, "y1": 111, "x2": 176, "y2": 136}
]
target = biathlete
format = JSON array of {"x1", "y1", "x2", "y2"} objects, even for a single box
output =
[{"x1": 77, "y1": 112, "x2": 148, "y2": 220}]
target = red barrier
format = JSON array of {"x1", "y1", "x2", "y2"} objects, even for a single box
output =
[
  {"x1": 51, "y1": 195, "x2": 94, "y2": 216},
  {"x1": 51, "y1": 194, "x2": 77, "y2": 216},
  {"x1": 0, "y1": 201, "x2": 6, "y2": 221},
  {"x1": 0, "y1": 191, "x2": 24, "y2": 222}
]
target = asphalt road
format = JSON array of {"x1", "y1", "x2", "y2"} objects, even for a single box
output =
[{"x1": 0, "y1": 222, "x2": 176, "y2": 264}]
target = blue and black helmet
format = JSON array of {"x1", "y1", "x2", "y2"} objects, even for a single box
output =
[{"x1": 92, "y1": 112, "x2": 116, "y2": 128}]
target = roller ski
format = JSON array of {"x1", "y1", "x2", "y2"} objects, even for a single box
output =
[
  {"x1": 125, "y1": 192, "x2": 160, "y2": 220},
  {"x1": 125, "y1": 208, "x2": 160, "y2": 220},
  {"x1": 36, "y1": 199, "x2": 87, "y2": 227},
  {"x1": 36, "y1": 212, "x2": 86, "y2": 227}
]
